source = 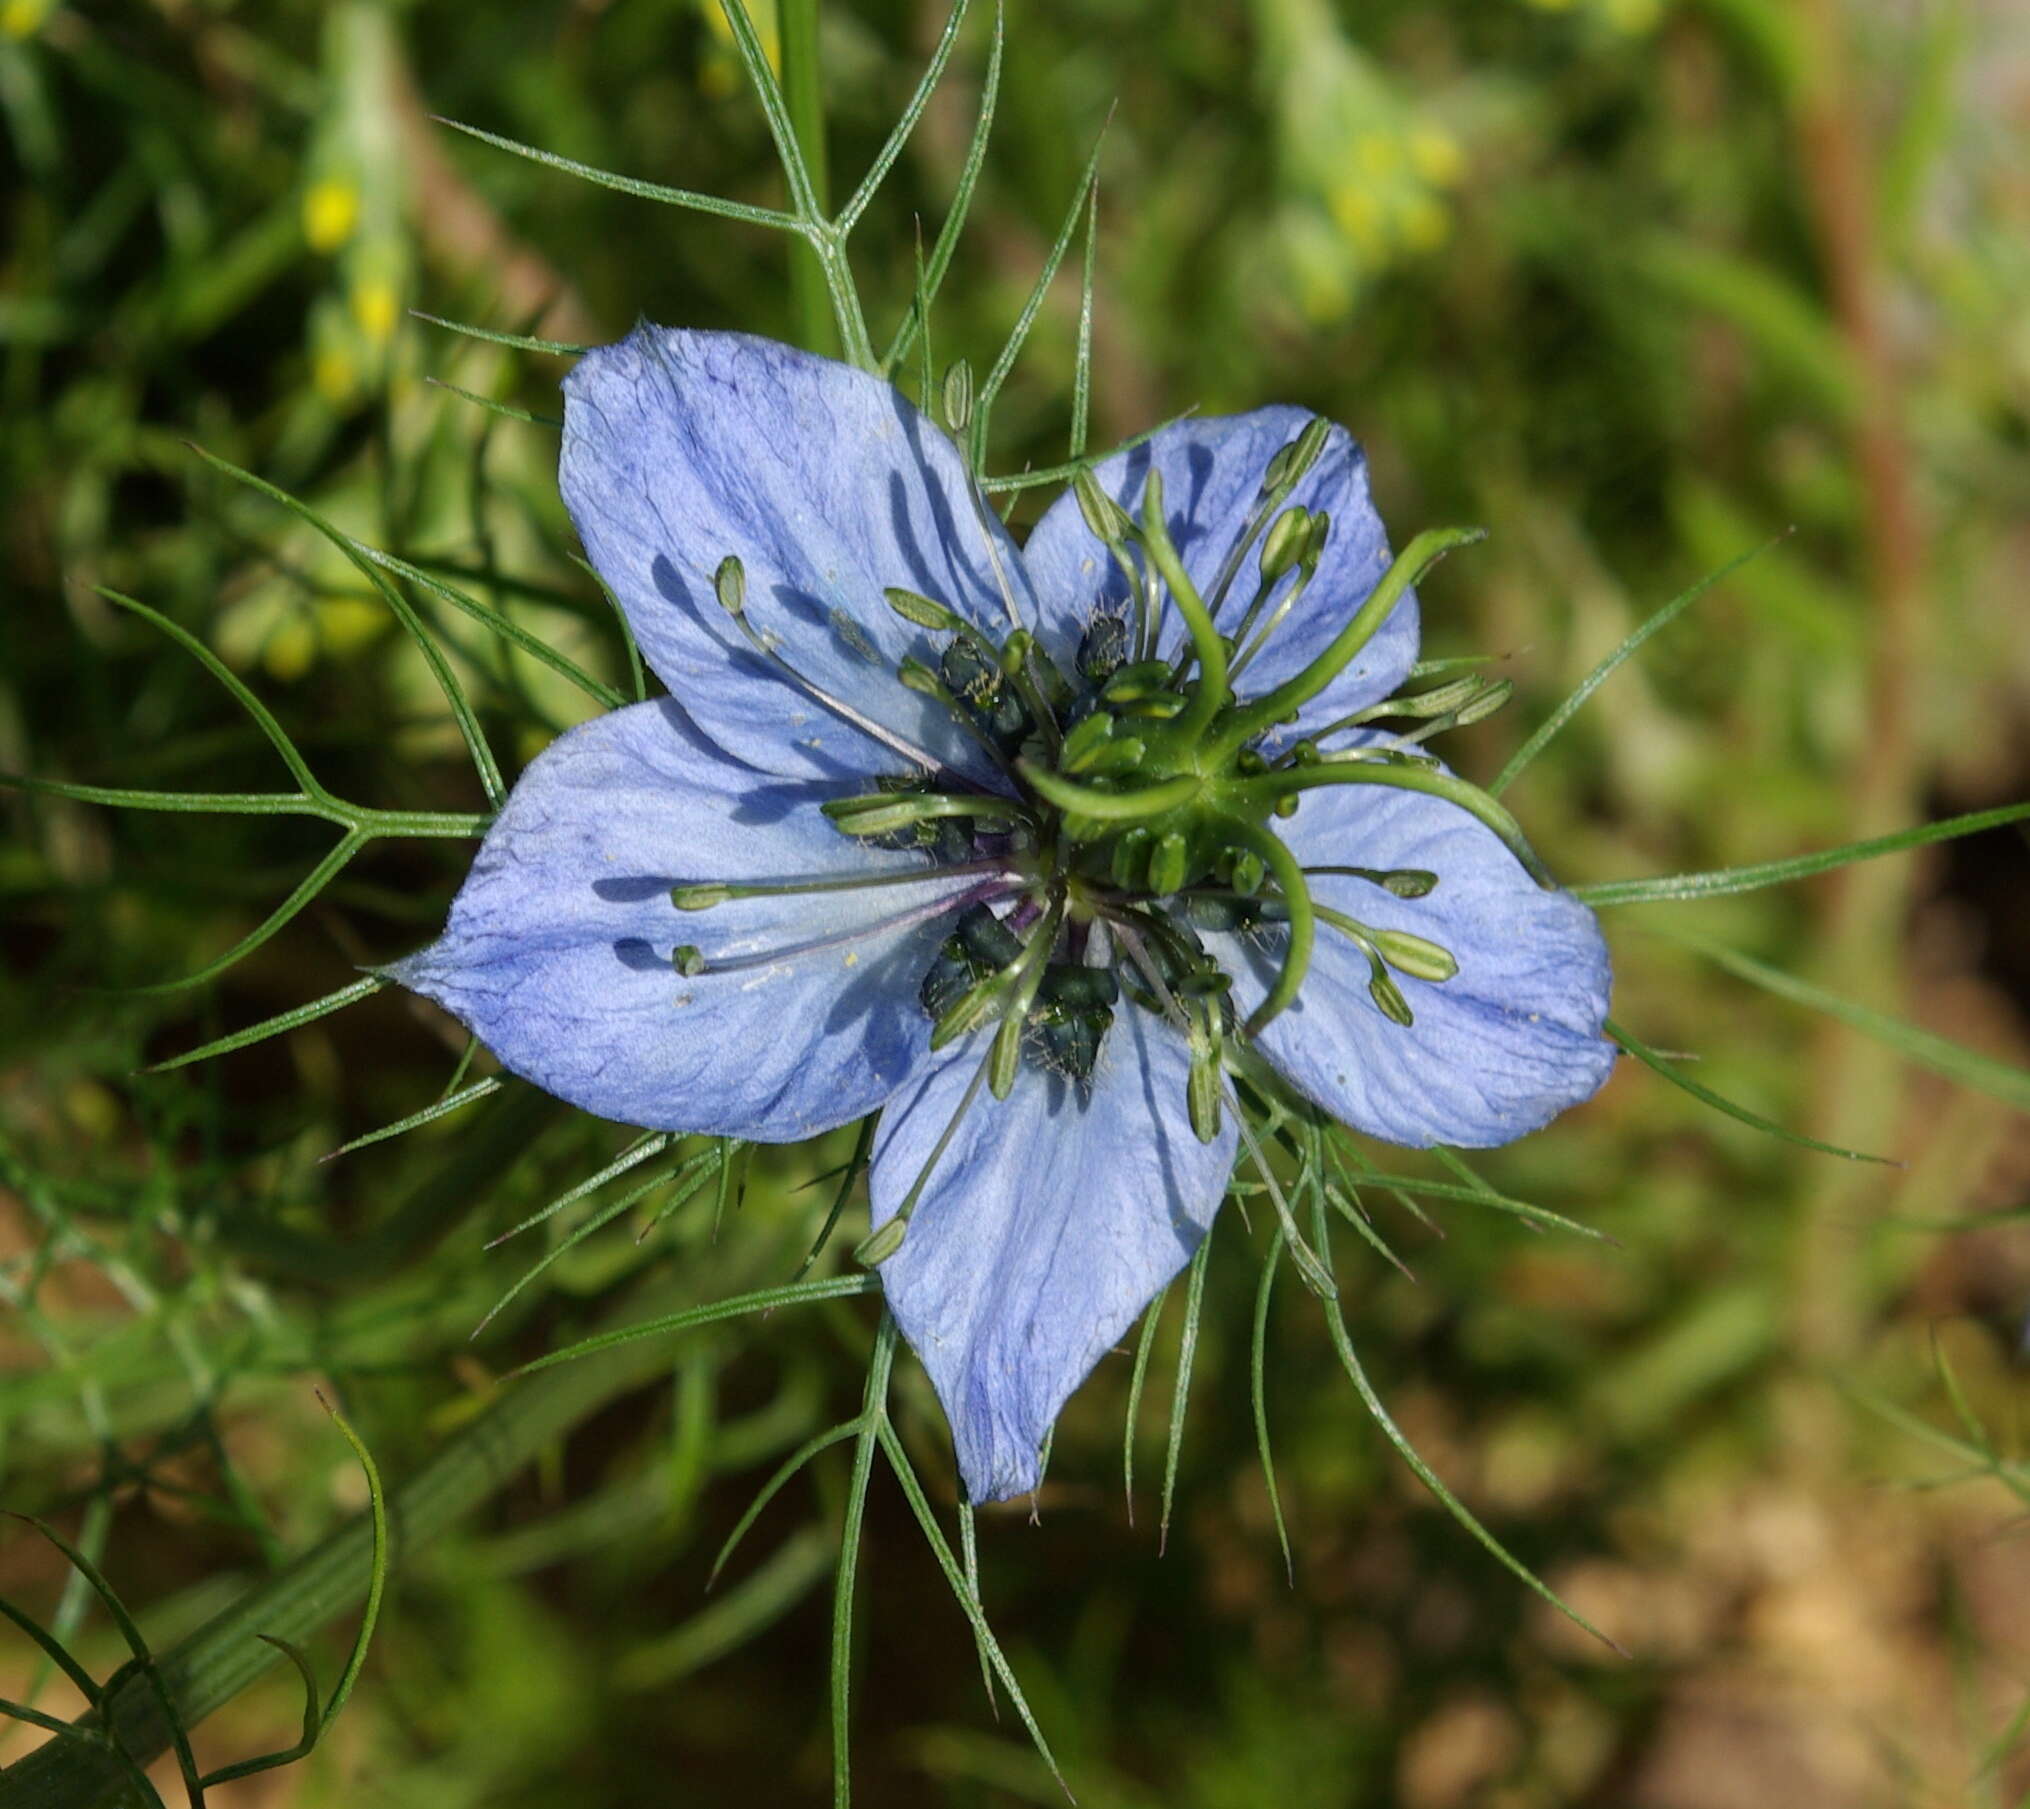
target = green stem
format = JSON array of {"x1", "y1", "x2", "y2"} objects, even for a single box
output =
[
  {"x1": 1138, "y1": 475, "x2": 1229, "y2": 739},
  {"x1": 1237, "y1": 759, "x2": 1554, "y2": 889},
  {"x1": 779, "y1": 0, "x2": 835, "y2": 358},
  {"x1": 1017, "y1": 763, "x2": 1201, "y2": 827},
  {"x1": 1230, "y1": 820, "x2": 1315, "y2": 1036},
  {"x1": 0, "y1": 1261, "x2": 735, "y2": 1809}
]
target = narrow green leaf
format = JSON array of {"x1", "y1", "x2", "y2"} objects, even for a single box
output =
[
  {"x1": 1607, "y1": 1015, "x2": 1897, "y2": 1164},
  {"x1": 1121, "y1": 1284, "x2": 1168, "y2": 1524},
  {"x1": 146, "y1": 976, "x2": 385, "y2": 1072},
  {"x1": 837, "y1": 0, "x2": 970, "y2": 235},
  {"x1": 410, "y1": 309, "x2": 587, "y2": 355},
  {"x1": 424, "y1": 375, "x2": 561, "y2": 429},
  {"x1": 509, "y1": 1273, "x2": 881, "y2": 1378},
  {"x1": 1308, "y1": 1205, "x2": 1626, "y2": 1655},
  {"x1": 315, "y1": 1403, "x2": 387, "y2": 1724},
  {"x1": 1490, "y1": 538, "x2": 1780, "y2": 797},
  {"x1": 1252, "y1": 1227, "x2": 1293, "y2": 1585},
  {"x1": 435, "y1": 115, "x2": 798, "y2": 230},
  {"x1": 1159, "y1": 1226, "x2": 1214, "y2": 1554},
  {"x1": 710, "y1": 1421, "x2": 861, "y2": 1587},
  {"x1": 876, "y1": 1421, "x2": 1065, "y2": 1793},
  {"x1": 882, "y1": 3, "x2": 1003, "y2": 376},
  {"x1": 96, "y1": 587, "x2": 322, "y2": 797},
  {"x1": 1667, "y1": 932, "x2": 2030, "y2": 1113},
  {"x1": 189, "y1": 447, "x2": 507, "y2": 808},
  {"x1": 832, "y1": 1314, "x2": 896, "y2": 1807},
  {"x1": 116, "y1": 830, "x2": 364, "y2": 997},
  {"x1": 1575, "y1": 802, "x2": 2030, "y2": 908},
  {"x1": 325, "y1": 1077, "x2": 502, "y2": 1160},
  {"x1": 969, "y1": 126, "x2": 1106, "y2": 469}
]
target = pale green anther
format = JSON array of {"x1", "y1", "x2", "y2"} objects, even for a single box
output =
[
  {"x1": 856, "y1": 1217, "x2": 908, "y2": 1266},
  {"x1": 1148, "y1": 830, "x2": 1191, "y2": 895},
  {"x1": 1112, "y1": 827, "x2": 1153, "y2": 888},
  {"x1": 1262, "y1": 416, "x2": 1331, "y2": 495},
  {"x1": 999, "y1": 627, "x2": 1036, "y2": 676},
  {"x1": 1074, "y1": 469, "x2": 1133, "y2": 545},
  {"x1": 931, "y1": 970, "x2": 1012, "y2": 1049},
  {"x1": 714, "y1": 555, "x2": 746, "y2": 616},
  {"x1": 1075, "y1": 736, "x2": 1147, "y2": 777},
  {"x1": 1302, "y1": 507, "x2": 1332, "y2": 567},
  {"x1": 885, "y1": 586, "x2": 960, "y2": 631},
  {"x1": 1059, "y1": 710, "x2": 1117, "y2": 771},
  {"x1": 988, "y1": 1011, "x2": 1025, "y2": 1098},
  {"x1": 1370, "y1": 928, "x2": 1458, "y2": 983},
  {"x1": 1392, "y1": 675, "x2": 1484, "y2": 718},
  {"x1": 1102, "y1": 658, "x2": 1180, "y2": 704},
  {"x1": 1260, "y1": 507, "x2": 1310, "y2": 582},
  {"x1": 1452, "y1": 677, "x2": 1514, "y2": 727},
  {"x1": 1119, "y1": 692, "x2": 1188, "y2": 721},
  {"x1": 672, "y1": 944, "x2": 707, "y2": 977},
  {"x1": 896, "y1": 657, "x2": 942, "y2": 697},
  {"x1": 942, "y1": 359, "x2": 974, "y2": 433},
  {"x1": 1368, "y1": 966, "x2": 1415, "y2": 1027},
  {"x1": 671, "y1": 884, "x2": 732, "y2": 911},
  {"x1": 1376, "y1": 868, "x2": 1438, "y2": 898},
  {"x1": 1186, "y1": 1028, "x2": 1222, "y2": 1143}
]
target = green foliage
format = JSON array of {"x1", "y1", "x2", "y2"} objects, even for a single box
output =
[{"x1": 4, "y1": 0, "x2": 2029, "y2": 1805}]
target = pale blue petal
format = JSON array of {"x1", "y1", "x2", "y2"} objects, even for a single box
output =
[
  {"x1": 388, "y1": 701, "x2": 991, "y2": 1141},
  {"x1": 1020, "y1": 411, "x2": 1418, "y2": 742},
  {"x1": 561, "y1": 327, "x2": 1037, "y2": 784},
  {"x1": 868, "y1": 1008, "x2": 1236, "y2": 1503},
  {"x1": 1209, "y1": 769, "x2": 1614, "y2": 1148}
]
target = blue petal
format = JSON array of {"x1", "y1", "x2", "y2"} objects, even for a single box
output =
[
  {"x1": 868, "y1": 1007, "x2": 1236, "y2": 1503},
  {"x1": 1209, "y1": 770, "x2": 1614, "y2": 1148},
  {"x1": 561, "y1": 327, "x2": 1037, "y2": 784},
  {"x1": 1020, "y1": 411, "x2": 1418, "y2": 742},
  {"x1": 388, "y1": 700, "x2": 992, "y2": 1141}
]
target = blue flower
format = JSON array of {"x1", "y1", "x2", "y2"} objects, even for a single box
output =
[{"x1": 391, "y1": 327, "x2": 1613, "y2": 1504}]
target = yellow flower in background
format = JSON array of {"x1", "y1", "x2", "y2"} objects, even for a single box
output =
[
  {"x1": 0, "y1": 0, "x2": 55, "y2": 40},
  {"x1": 1523, "y1": 0, "x2": 1667, "y2": 33},
  {"x1": 350, "y1": 279, "x2": 399, "y2": 345},
  {"x1": 1254, "y1": 0, "x2": 1470, "y2": 320},
  {"x1": 1409, "y1": 126, "x2": 1466, "y2": 189},
  {"x1": 302, "y1": 179, "x2": 361, "y2": 253}
]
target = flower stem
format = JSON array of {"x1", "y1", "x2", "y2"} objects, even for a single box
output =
[{"x1": 779, "y1": 0, "x2": 836, "y2": 359}]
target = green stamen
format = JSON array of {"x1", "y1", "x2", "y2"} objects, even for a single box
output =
[
  {"x1": 671, "y1": 857, "x2": 1020, "y2": 911},
  {"x1": 1229, "y1": 821, "x2": 1315, "y2": 1037},
  {"x1": 1017, "y1": 762, "x2": 1202, "y2": 829},
  {"x1": 1236, "y1": 758, "x2": 1554, "y2": 889},
  {"x1": 823, "y1": 792, "x2": 1029, "y2": 837},
  {"x1": 1213, "y1": 525, "x2": 1485, "y2": 758},
  {"x1": 1138, "y1": 470, "x2": 1229, "y2": 739}
]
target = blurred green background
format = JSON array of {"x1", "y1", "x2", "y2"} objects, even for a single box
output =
[{"x1": 4, "y1": 0, "x2": 2029, "y2": 1804}]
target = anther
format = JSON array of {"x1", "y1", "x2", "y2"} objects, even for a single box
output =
[
  {"x1": 1260, "y1": 506, "x2": 1311, "y2": 583},
  {"x1": 941, "y1": 358, "x2": 974, "y2": 435},
  {"x1": 885, "y1": 586, "x2": 962, "y2": 632},
  {"x1": 1370, "y1": 927, "x2": 1458, "y2": 982},
  {"x1": 714, "y1": 555, "x2": 746, "y2": 616},
  {"x1": 672, "y1": 944, "x2": 706, "y2": 977},
  {"x1": 1261, "y1": 416, "x2": 1331, "y2": 495},
  {"x1": 1076, "y1": 610, "x2": 1132, "y2": 684}
]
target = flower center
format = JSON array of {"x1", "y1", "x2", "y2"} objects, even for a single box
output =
[{"x1": 678, "y1": 425, "x2": 1543, "y2": 1177}]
